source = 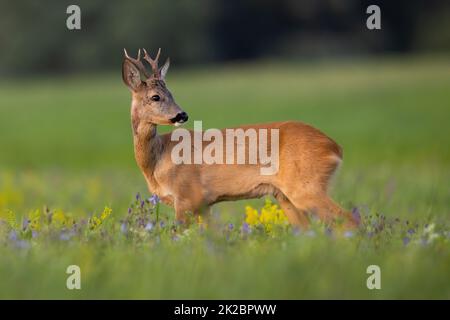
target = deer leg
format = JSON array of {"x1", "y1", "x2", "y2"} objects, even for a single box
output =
[
  {"x1": 174, "y1": 200, "x2": 193, "y2": 225},
  {"x1": 274, "y1": 193, "x2": 309, "y2": 228},
  {"x1": 285, "y1": 191, "x2": 356, "y2": 227}
]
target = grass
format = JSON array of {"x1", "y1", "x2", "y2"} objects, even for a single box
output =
[{"x1": 0, "y1": 55, "x2": 449, "y2": 299}]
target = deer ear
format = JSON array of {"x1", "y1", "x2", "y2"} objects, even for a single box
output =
[
  {"x1": 159, "y1": 58, "x2": 170, "y2": 80},
  {"x1": 122, "y1": 59, "x2": 143, "y2": 91}
]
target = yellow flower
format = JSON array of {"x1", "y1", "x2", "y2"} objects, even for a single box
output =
[
  {"x1": 52, "y1": 209, "x2": 67, "y2": 226},
  {"x1": 52, "y1": 209, "x2": 74, "y2": 228},
  {"x1": 244, "y1": 199, "x2": 288, "y2": 233},
  {"x1": 245, "y1": 206, "x2": 259, "y2": 225},
  {"x1": 89, "y1": 206, "x2": 112, "y2": 230},
  {"x1": 100, "y1": 206, "x2": 112, "y2": 221},
  {"x1": 29, "y1": 209, "x2": 41, "y2": 231},
  {"x1": 0, "y1": 209, "x2": 17, "y2": 229}
]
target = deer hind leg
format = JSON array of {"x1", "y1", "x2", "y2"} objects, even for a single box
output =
[
  {"x1": 278, "y1": 152, "x2": 358, "y2": 227},
  {"x1": 284, "y1": 191, "x2": 357, "y2": 227},
  {"x1": 274, "y1": 192, "x2": 309, "y2": 228}
]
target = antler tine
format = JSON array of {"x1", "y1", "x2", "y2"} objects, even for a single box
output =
[
  {"x1": 155, "y1": 48, "x2": 161, "y2": 63},
  {"x1": 143, "y1": 48, "x2": 162, "y2": 77},
  {"x1": 123, "y1": 48, "x2": 151, "y2": 79}
]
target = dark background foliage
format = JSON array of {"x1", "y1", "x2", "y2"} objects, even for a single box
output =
[{"x1": 0, "y1": 0, "x2": 449, "y2": 75}]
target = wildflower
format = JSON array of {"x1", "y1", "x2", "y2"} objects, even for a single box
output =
[
  {"x1": 228, "y1": 223, "x2": 234, "y2": 231},
  {"x1": 145, "y1": 222, "x2": 154, "y2": 231},
  {"x1": 29, "y1": 209, "x2": 41, "y2": 231},
  {"x1": 244, "y1": 199, "x2": 288, "y2": 233},
  {"x1": 245, "y1": 206, "x2": 259, "y2": 225},
  {"x1": 149, "y1": 194, "x2": 160, "y2": 206},
  {"x1": 9, "y1": 230, "x2": 17, "y2": 241},
  {"x1": 120, "y1": 222, "x2": 127, "y2": 234},
  {"x1": 423, "y1": 223, "x2": 440, "y2": 244},
  {"x1": 403, "y1": 237, "x2": 410, "y2": 246},
  {"x1": 140, "y1": 200, "x2": 145, "y2": 208},
  {"x1": 22, "y1": 218, "x2": 29, "y2": 230},
  {"x1": 100, "y1": 206, "x2": 112, "y2": 221},
  {"x1": 52, "y1": 209, "x2": 68, "y2": 227},
  {"x1": 89, "y1": 216, "x2": 101, "y2": 230},
  {"x1": 351, "y1": 207, "x2": 361, "y2": 225},
  {"x1": 344, "y1": 231, "x2": 354, "y2": 238},
  {"x1": 241, "y1": 222, "x2": 250, "y2": 234},
  {"x1": 89, "y1": 206, "x2": 112, "y2": 231},
  {"x1": 2, "y1": 209, "x2": 17, "y2": 229},
  {"x1": 127, "y1": 207, "x2": 132, "y2": 215},
  {"x1": 136, "y1": 192, "x2": 141, "y2": 201}
]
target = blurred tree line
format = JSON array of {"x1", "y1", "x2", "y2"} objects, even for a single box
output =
[{"x1": 0, "y1": 0, "x2": 449, "y2": 75}]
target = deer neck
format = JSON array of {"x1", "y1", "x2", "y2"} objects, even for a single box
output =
[{"x1": 131, "y1": 106, "x2": 163, "y2": 178}]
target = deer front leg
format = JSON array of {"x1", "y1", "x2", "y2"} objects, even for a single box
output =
[
  {"x1": 173, "y1": 183, "x2": 205, "y2": 225},
  {"x1": 174, "y1": 201, "x2": 191, "y2": 225},
  {"x1": 173, "y1": 197, "x2": 204, "y2": 225}
]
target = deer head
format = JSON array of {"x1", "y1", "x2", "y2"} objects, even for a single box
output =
[{"x1": 122, "y1": 48, "x2": 188, "y2": 127}]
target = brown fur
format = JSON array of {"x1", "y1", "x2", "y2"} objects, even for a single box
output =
[{"x1": 122, "y1": 49, "x2": 357, "y2": 228}]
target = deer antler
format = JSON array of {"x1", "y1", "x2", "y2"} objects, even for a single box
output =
[
  {"x1": 143, "y1": 48, "x2": 161, "y2": 78},
  {"x1": 123, "y1": 48, "x2": 151, "y2": 79}
]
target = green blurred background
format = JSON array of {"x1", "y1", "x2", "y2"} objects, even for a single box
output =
[{"x1": 0, "y1": 0, "x2": 449, "y2": 299}]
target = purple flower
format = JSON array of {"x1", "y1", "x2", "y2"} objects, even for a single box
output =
[
  {"x1": 159, "y1": 221, "x2": 165, "y2": 228},
  {"x1": 22, "y1": 219, "x2": 29, "y2": 230},
  {"x1": 228, "y1": 223, "x2": 234, "y2": 231},
  {"x1": 407, "y1": 229, "x2": 415, "y2": 235},
  {"x1": 403, "y1": 237, "x2": 410, "y2": 246},
  {"x1": 241, "y1": 223, "x2": 250, "y2": 234},
  {"x1": 32, "y1": 230, "x2": 38, "y2": 238},
  {"x1": 120, "y1": 222, "x2": 128, "y2": 234},
  {"x1": 145, "y1": 222, "x2": 154, "y2": 231},
  {"x1": 128, "y1": 207, "x2": 132, "y2": 215},
  {"x1": 9, "y1": 230, "x2": 17, "y2": 241},
  {"x1": 149, "y1": 194, "x2": 160, "y2": 206},
  {"x1": 136, "y1": 192, "x2": 141, "y2": 201},
  {"x1": 351, "y1": 207, "x2": 361, "y2": 225},
  {"x1": 140, "y1": 200, "x2": 145, "y2": 208},
  {"x1": 344, "y1": 231, "x2": 354, "y2": 238}
]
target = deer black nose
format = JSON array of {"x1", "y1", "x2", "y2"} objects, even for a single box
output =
[
  {"x1": 171, "y1": 112, "x2": 189, "y2": 123},
  {"x1": 179, "y1": 112, "x2": 188, "y2": 122}
]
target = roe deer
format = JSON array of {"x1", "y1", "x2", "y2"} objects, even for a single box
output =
[{"x1": 122, "y1": 48, "x2": 358, "y2": 228}]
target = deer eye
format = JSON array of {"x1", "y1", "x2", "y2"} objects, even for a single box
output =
[{"x1": 151, "y1": 95, "x2": 160, "y2": 102}]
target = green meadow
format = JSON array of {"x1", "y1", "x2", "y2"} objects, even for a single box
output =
[{"x1": 0, "y1": 56, "x2": 449, "y2": 299}]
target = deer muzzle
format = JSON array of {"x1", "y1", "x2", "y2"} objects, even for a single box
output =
[{"x1": 170, "y1": 112, "x2": 189, "y2": 125}]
